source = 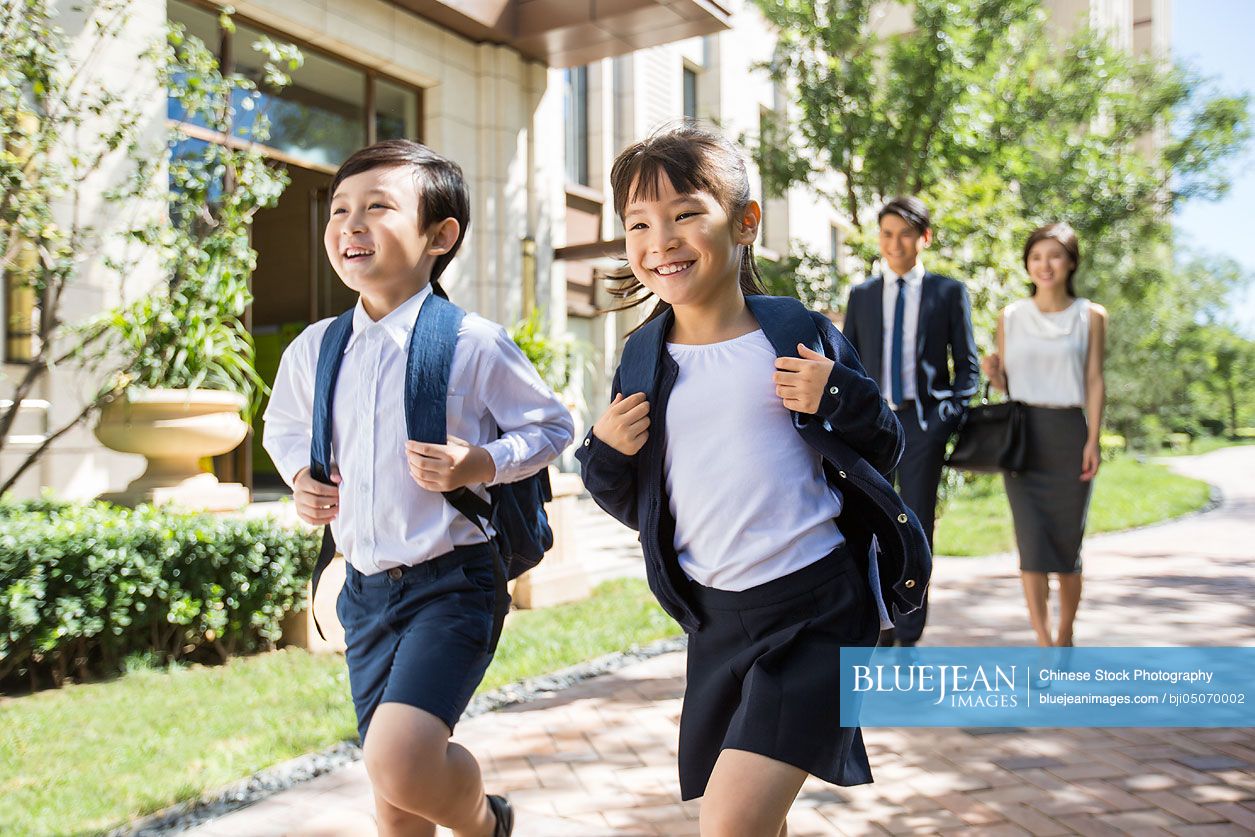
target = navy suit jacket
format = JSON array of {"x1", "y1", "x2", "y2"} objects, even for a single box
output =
[{"x1": 842, "y1": 271, "x2": 980, "y2": 432}]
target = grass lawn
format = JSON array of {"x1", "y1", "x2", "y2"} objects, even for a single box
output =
[
  {"x1": 0, "y1": 578, "x2": 680, "y2": 837},
  {"x1": 934, "y1": 456, "x2": 1212, "y2": 556}
]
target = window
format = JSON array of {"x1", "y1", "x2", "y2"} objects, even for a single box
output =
[
  {"x1": 166, "y1": 0, "x2": 421, "y2": 170},
  {"x1": 683, "y1": 66, "x2": 698, "y2": 120},
  {"x1": 830, "y1": 224, "x2": 846, "y2": 289},
  {"x1": 564, "y1": 66, "x2": 589, "y2": 186},
  {"x1": 375, "y1": 77, "x2": 420, "y2": 142},
  {"x1": 3, "y1": 253, "x2": 38, "y2": 364}
]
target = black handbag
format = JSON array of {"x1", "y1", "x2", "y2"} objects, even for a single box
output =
[{"x1": 945, "y1": 383, "x2": 1028, "y2": 473}]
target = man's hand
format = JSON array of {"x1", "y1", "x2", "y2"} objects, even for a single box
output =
[
  {"x1": 293, "y1": 465, "x2": 340, "y2": 526},
  {"x1": 405, "y1": 436, "x2": 496, "y2": 492},
  {"x1": 773, "y1": 343, "x2": 835, "y2": 414},
  {"x1": 591, "y1": 392, "x2": 650, "y2": 456}
]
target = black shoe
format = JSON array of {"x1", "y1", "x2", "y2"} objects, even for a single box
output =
[
  {"x1": 897, "y1": 641, "x2": 917, "y2": 648},
  {"x1": 487, "y1": 794, "x2": 514, "y2": 837}
]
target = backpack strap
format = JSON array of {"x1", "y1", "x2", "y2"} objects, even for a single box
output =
[
  {"x1": 617, "y1": 311, "x2": 670, "y2": 399},
  {"x1": 403, "y1": 294, "x2": 496, "y2": 525},
  {"x1": 744, "y1": 294, "x2": 824, "y2": 360},
  {"x1": 310, "y1": 310, "x2": 355, "y2": 483},
  {"x1": 307, "y1": 309, "x2": 355, "y2": 640}
]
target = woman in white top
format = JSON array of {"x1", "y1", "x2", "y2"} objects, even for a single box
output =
[{"x1": 981, "y1": 223, "x2": 1107, "y2": 647}]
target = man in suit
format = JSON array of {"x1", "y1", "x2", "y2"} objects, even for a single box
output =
[{"x1": 843, "y1": 196, "x2": 980, "y2": 646}]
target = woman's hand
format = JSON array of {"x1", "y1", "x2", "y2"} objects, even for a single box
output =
[
  {"x1": 592, "y1": 392, "x2": 651, "y2": 456},
  {"x1": 981, "y1": 352, "x2": 1007, "y2": 393},
  {"x1": 1080, "y1": 438, "x2": 1101, "y2": 482}
]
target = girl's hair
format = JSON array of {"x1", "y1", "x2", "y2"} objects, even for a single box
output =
[
  {"x1": 606, "y1": 122, "x2": 767, "y2": 328},
  {"x1": 330, "y1": 139, "x2": 470, "y2": 294},
  {"x1": 1023, "y1": 222, "x2": 1080, "y2": 298}
]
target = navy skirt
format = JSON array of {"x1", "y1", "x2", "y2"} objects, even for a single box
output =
[
  {"x1": 336, "y1": 543, "x2": 506, "y2": 741},
  {"x1": 678, "y1": 543, "x2": 880, "y2": 800}
]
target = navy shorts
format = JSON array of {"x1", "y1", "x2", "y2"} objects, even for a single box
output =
[{"x1": 336, "y1": 543, "x2": 507, "y2": 741}]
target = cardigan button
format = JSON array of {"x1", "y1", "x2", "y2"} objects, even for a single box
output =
[
  {"x1": 838, "y1": 470, "x2": 847, "y2": 478},
  {"x1": 829, "y1": 386, "x2": 839, "y2": 394},
  {"x1": 583, "y1": 438, "x2": 591, "y2": 447},
  {"x1": 904, "y1": 579, "x2": 916, "y2": 588},
  {"x1": 897, "y1": 513, "x2": 908, "y2": 524}
]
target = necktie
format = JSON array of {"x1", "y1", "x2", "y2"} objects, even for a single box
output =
[{"x1": 891, "y1": 277, "x2": 906, "y2": 406}]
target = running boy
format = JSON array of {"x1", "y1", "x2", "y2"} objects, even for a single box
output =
[{"x1": 263, "y1": 139, "x2": 573, "y2": 837}]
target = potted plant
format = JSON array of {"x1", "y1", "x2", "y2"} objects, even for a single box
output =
[{"x1": 88, "y1": 19, "x2": 301, "y2": 509}]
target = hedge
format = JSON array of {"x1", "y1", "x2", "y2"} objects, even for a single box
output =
[{"x1": 0, "y1": 498, "x2": 320, "y2": 692}]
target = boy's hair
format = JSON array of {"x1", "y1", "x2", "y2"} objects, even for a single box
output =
[
  {"x1": 1023, "y1": 222, "x2": 1080, "y2": 298},
  {"x1": 877, "y1": 196, "x2": 931, "y2": 236},
  {"x1": 330, "y1": 139, "x2": 470, "y2": 286},
  {"x1": 606, "y1": 120, "x2": 767, "y2": 329}
]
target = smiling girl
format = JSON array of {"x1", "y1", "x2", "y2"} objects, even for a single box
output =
[{"x1": 576, "y1": 124, "x2": 930, "y2": 836}]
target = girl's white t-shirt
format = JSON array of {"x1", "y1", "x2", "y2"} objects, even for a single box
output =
[{"x1": 663, "y1": 329, "x2": 846, "y2": 591}]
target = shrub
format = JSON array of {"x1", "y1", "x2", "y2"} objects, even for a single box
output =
[
  {"x1": 1100, "y1": 433, "x2": 1127, "y2": 461},
  {"x1": 0, "y1": 499, "x2": 319, "y2": 692}
]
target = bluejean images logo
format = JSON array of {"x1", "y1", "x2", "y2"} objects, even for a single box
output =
[
  {"x1": 852, "y1": 661, "x2": 1019, "y2": 708},
  {"x1": 839, "y1": 647, "x2": 1254, "y2": 728}
]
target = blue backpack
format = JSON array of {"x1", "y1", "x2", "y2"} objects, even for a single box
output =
[{"x1": 306, "y1": 289, "x2": 553, "y2": 639}]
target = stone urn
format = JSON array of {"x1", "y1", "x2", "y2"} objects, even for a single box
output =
[{"x1": 95, "y1": 388, "x2": 250, "y2": 511}]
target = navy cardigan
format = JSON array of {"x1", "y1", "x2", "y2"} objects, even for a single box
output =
[{"x1": 575, "y1": 295, "x2": 931, "y2": 633}]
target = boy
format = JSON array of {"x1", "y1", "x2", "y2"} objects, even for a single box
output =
[
  {"x1": 263, "y1": 140, "x2": 574, "y2": 837},
  {"x1": 842, "y1": 196, "x2": 979, "y2": 646}
]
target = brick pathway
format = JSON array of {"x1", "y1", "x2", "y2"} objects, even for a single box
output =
[{"x1": 187, "y1": 448, "x2": 1255, "y2": 836}]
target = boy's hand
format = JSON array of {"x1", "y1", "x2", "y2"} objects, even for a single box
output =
[
  {"x1": 293, "y1": 465, "x2": 340, "y2": 526},
  {"x1": 592, "y1": 392, "x2": 650, "y2": 456},
  {"x1": 773, "y1": 343, "x2": 835, "y2": 414},
  {"x1": 406, "y1": 436, "x2": 496, "y2": 492}
]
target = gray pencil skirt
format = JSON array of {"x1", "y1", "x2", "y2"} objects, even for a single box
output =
[{"x1": 1002, "y1": 406, "x2": 1092, "y2": 574}]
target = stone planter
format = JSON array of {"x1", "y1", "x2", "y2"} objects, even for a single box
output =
[{"x1": 95, "y1": 388, "x2": 249, "y2": 511}]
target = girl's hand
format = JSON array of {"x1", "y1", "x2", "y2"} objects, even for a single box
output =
[
  {"x1": 592, "y1": 392, "x2": 650, "y2": 456},
  {"x1": 405, "y1": 436, "x2": 496, "y2": 492},
  {"x1": 981, "y1": 352, "x2": 1002, "y2": 380},
  {"x1": 773, "y1": 343, "x2": 835, "y2": 414},
  {"x1": 1080, "y1": 439, "x2": 1101, "y2": 482}
]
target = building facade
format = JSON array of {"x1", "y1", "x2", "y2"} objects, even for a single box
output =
[
  {"x1": 1, "y1": 0, "x2": 1171, "y2": 499},
  {"x1": 1, "y1": 0, "x2": 736, "y2": 498}
]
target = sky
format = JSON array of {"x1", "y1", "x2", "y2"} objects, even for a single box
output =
[{"x1": 1171, "y1": 0, "x2": 1255, "y2": 336}]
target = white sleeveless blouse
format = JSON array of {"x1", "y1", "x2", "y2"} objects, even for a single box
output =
[{"x1": 1004, "y1": 297, "x2": 1090, "y2": 408}]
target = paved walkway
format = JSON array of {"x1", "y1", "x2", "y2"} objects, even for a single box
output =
[{"x1": 187, "y1": 448, "x2": 1255, "y2": 836}]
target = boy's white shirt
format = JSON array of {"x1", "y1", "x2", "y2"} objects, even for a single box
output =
[{"x1": 262, "y1": 284, "x2": 574, "y2": 575}]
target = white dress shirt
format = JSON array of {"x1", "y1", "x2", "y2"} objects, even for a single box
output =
[
  {"x1": 880, "y1": 261, "x2": 926, "y2": 407},
  {"x1": 262, "y1": 285, "x2": 574, "y2": 575}
]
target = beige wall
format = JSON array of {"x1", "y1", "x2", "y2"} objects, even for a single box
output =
[{"x1": 1, "y1": 0, "x2": 169, "y2": 499}]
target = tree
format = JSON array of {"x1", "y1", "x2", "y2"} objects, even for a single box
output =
[
  {"x1": 751, "y1": 0, "x2": 1250, "y2": 443},
  {"x1": 0, "y1": 1, "x2": 301, "y2": 494}
]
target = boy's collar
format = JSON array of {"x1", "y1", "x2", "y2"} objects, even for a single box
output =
[{"x1": 346, "y1": 285, "x2": 433, "y2": 352}]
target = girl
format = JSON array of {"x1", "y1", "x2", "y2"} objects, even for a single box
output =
[
  {"x1": 575, "y1": 123, "x2": 929, "y2": 836},
  {"x1": 981, "y1": 223, "x2": 1107, "y2": 647}
]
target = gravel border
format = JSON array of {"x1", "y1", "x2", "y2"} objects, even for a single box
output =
[{"x1": 112, "y1": 635, "x2": 687, "y2": 836}]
